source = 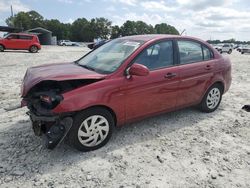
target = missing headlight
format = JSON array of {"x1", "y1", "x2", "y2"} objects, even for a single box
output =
[{"x1": 39, "y1": 92, "x2": 63, "y2": 109}]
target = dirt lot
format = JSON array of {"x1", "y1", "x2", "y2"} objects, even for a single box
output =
[{"x1": 0, "y1": 46, "x2": 249, "y2": 188}]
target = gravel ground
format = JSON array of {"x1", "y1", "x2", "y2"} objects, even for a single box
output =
[{"x1": 0, "y1": 46, "x2": 249, "y2": 188}]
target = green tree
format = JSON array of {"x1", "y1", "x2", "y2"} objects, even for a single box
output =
[
  {"x1": 44, "y1": 19, "x2": 71, "y2": 40},
  {"x1": 120, "y1": 21, "x2": 137, "y2": 36},
  {"x1": 110, "y1": 25, "x2": 121, "y2": 39},
  {"x1": 135, "y1": 21, "x2": 155, "y2": 34},
  {"x1": 120, "y1": 20, "x2": 156, "y2": 36},
  {"x1": 90, "y1": 17, "x2": 112, "y2": 39},
  {"x1": 6, "y1": 11, "x2": 44, "y2": 30},
  {"x1": 222, "y1": 38, "x2": 236, "y2": 43},
  {"x1": 155, "y1": 23, "x2": 179, "y2": 35},
  {"x1": 71, "y1": 18, "x2": 92, "y2": 42}
]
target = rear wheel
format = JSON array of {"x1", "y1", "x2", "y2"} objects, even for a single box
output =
[
  {"x1": 0, "y1": 45, "x2": 4, "y2": 52},
  {"x1": 29, "y1": 45, "x2": 38, "y2": 53},
  {"x1": 199, "y1": 84, "x2": 223, "y2": 113},
  {"x1": 68, "y1": 107, "x2": 114, "y2": 151},
  {"x1": 228, "y1": 49, "x2": 232, "y2": 54}
]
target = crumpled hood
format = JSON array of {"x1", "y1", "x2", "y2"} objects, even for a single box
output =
[{"x1": 21, "y1": 62, "x2": 106, "y2": 97}]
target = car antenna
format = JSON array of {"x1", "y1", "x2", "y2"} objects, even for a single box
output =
[{"x1": 180, "y1": 29, "x2": 186, "y2": 36}]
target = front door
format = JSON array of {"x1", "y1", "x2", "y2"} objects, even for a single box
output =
[
  {"x1": 125, "y1": 40, "x2": 180, "y2": 121},
  {"x1": 4, "y1": 34, "x2": 20, "y2": 49}
]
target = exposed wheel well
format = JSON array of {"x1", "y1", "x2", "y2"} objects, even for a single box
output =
[
  {"x1": 78, "y1": 105, "x2": 117, "y2": 126},
  {"x1": 29, "y1": 45, "x2": 38, "y2": 49},
  {"x1": 213, "y1": 81, "x2": 225, "y2": 93},
  {"x1": 0, "y1": 44, "x2": 5, "y2": 49}
]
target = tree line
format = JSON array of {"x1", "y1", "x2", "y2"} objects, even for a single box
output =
[
  {"x1": 207, "y1": 39, "x2": 250, "y2": 45},
  {"x1": 6, "y1": 10, "x2": 180, "y2": 42}
]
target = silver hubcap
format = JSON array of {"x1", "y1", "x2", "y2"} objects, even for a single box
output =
[
  {"x1": 78, "y1": 115, "x2": 109, "y2": 147},
  {"x1": 206, "y1": 88, "x2": 221, "y2": 109}
]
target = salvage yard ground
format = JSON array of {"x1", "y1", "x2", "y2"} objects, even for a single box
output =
[{"x1": 0, "y1": 46, "x2": 249, "y2": 188}]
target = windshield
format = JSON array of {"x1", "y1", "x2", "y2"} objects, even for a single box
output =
[{"x1": 77, "y1": 38, "x2": 144, "y2": 74}]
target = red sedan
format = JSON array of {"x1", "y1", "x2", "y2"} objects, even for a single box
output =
[{"x1": 21, "y1": 35, "x2": 232, "y2": 151}]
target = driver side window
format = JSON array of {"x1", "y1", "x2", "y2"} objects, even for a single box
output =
[{"x1": 135, "y1": 41, "x2": 174, "y2": 71}]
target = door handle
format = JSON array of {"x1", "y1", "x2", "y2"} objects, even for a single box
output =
[
  {"x1": 165, "y1": 72, "x2": 177, "y2": 79},
  {"x1": 205, "y1": 65, "x2": 212, "y2": 70}
]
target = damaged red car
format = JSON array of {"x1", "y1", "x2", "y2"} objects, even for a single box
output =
[{"x1": 21, "y1": 35, "x2": 232, "y2": 151}]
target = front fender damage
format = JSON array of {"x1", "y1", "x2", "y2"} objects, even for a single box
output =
[{"x1": 22, "y1": 79, "x2": 102, "y2": 149}]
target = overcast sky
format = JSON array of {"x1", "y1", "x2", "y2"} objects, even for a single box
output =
[{"x1": 0, "y1": 0, "x2": 250, "y2": 41}]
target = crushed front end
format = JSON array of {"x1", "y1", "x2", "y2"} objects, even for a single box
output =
[
  {"x1": 20, "y1": 63, "x2": 106, "y2": 149},
  {"x1": 21, "y1": 79, "x2": 100, "y2": 149},
  {"x1": 22, "y1": 82, "x2": 75, "y2": 149}
]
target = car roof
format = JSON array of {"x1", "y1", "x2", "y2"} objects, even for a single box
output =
[
  {"x1": 121, "y1": 34, "x2": 206, "y2": 43},
  {"x1": 8, "y1": 33, "x2": 36, "y2": 37}
]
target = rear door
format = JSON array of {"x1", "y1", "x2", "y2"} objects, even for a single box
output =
[
  {"x1": 125, "y1": 40, "x2": 180, "y2": 121},
  {"x1": 18, "y1": 35, "x2": 33, "y2": 49},
  {"x1": 176, "y1": 40, "x2": 215, "y2": 107}
]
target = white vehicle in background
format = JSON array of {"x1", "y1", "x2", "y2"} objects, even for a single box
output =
[
  {"x1": 59, "y1": 40, "x2": 78, "y2": 46},
  {"x1": 220, "y1": 44, "x2": 233, "y2": 54},
  {"x1": 237, "y1": 45, "x2": 243, "y2": 52},
  {"x1": 213, "y1": 44, "x2": 224, "y2": 52},
  {"x1": 241, "y1": 45, "x2": 250, "y2": 54}
]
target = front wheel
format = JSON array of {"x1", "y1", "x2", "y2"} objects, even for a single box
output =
[
  {"x1": 0, "y1": 44, "x2": 4, "y2": 52},
  {"x1": 68, "y1": 107, "x2": 114, "y2": 151},
  {"x1": 228, "y1": 49, "x2": 232, "y2": 54},
  {"x1": 199, "y1": 84, "x2": 223, "y2": 113}
]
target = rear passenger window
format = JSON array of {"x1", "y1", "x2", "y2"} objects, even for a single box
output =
[
  {"x1": 19, "y1": 35, "x2": 33, "y2": 40},
  {"x1": 178, "y1": 41, "x2": 203, "y2": 64},
  {"x1": 203, "y1": 46, "x2": 212, "y2": 60}
]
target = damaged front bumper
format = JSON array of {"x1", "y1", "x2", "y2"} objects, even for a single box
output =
[{"x1": 27, "y1": 111, "x2": 73, "y2": 149}]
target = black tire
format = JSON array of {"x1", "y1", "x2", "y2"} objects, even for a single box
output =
[
  {"x1": 0, "y1": 44, "x2": 4, "y2": 52},
  {"x1": 29, "y1": 45, "x2": 38, "y2": 53},
  {"x1": 62, "y1": 43, "x2": 66, "y2": 46},
  {"x1": 228, "y1": 49, "x2": 232, "y2": 54},
  {"x1": 241, "y1": 52, "x2": 244, "y2": 54},
  {"x1": 199, "y1": 84, "x2": 223, "y2": 113},
  {"x1": 68, "y1": 107, "x2": 114, "y2": 151}
]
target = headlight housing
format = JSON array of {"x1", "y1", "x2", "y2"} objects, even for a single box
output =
[{"x1": 39, "y1": 92, "x2": 63, "y2": 109}]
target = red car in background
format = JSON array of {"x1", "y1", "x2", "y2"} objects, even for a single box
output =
[
  {"x1": 21, "y1": 35, "x2": 232, "y2": 151},
  {"x1": 0, "y1": 33, "x2": 41, "y2": 53}
]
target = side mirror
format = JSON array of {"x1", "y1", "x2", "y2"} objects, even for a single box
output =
[{"x1": 127, "y1": 63, "x2": 149, "y2": 77}]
